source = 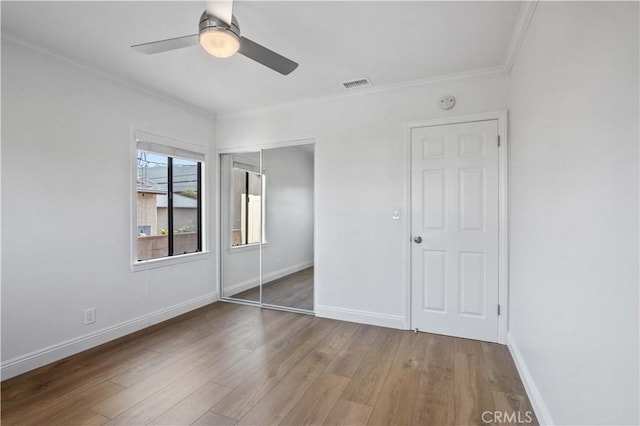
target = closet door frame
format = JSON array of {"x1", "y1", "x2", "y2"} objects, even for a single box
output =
[{"x1": 217, "y1": 138, "x2": 316, "y2": 314}]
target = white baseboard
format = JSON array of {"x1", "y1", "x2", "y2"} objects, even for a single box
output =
[
  {"x1": 263, "y1": 260, "x2": 313, "y2": 284},
  {"x1": 224, "y1": 277, "x2": 260, "y2": 297},
  {"x1": 1, "y1": 291, "x2": 219, "y2": 380},
  {"x1": 224, "y1": 260, "x2": 313, "y2": 297},
  {"x1": 507, "y1": 332, "x2": 554, "y2": 425},
  {"x1": 315, "y1": 305, "x2": 406, "y2": 330}
]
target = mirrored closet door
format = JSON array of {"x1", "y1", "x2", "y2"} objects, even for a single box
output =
[
  {"x1": 261, "y1": 145, "x2": 314, "y2": 311},
  {"x1": 220, "y1": 151, "x2": 262, "y2": 303},
  {"x1": 219, "y1": 144, "x2": 315, "y2": 313}
]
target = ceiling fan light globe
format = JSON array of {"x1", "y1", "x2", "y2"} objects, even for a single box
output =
[{"x1": 199, "y1": 28, "x2": 239, "y2": 58}]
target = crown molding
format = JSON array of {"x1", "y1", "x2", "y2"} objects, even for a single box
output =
[
  {"x1": 217, "y1": 65, "x2": 506, "y2": 120},
  {"x1": 503, "y1": 0, "x2": 538, "y2": 74},
  {"x1": 1, "y1": 33, "x2": 216, "y2": 120}
]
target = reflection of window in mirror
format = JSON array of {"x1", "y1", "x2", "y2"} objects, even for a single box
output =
[{"x1": 231, "y1": 167, "x2": 263, "y2": 246}]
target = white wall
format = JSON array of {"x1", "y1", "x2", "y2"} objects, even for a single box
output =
[
  {"x1": 217, "y1": 74, "x2": 508, "y2": 327},
  {"x1": 507, "y1": 2, "x2": 639, "y2": 424},
  {"x1": 1, "y1": 40, "x2": 217, "y2": 377}
]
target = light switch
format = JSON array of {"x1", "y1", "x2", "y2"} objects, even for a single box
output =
[{"x1": 392, "y1": 209, "x2": 401, "y2": 220}]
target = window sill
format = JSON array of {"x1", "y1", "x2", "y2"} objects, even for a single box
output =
[
  {"x1": 131, "y1": 251, "x2": 210, "y2": 272},
  {"x1": 227, "y1": 242, "x2": 268, "y2": 254}
]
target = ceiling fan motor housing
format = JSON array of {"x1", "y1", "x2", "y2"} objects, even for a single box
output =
[{"x1": 199, "y1": 11, "x2": 240, "y2": 38}]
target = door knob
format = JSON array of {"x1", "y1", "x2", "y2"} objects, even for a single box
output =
[{"x1": 413, "y1": 236, "x2": 422, "y2": 244}]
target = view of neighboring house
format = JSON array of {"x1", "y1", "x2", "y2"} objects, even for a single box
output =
[{"x1": 136, "y1": 161, "x2": 199, "y2": 260}]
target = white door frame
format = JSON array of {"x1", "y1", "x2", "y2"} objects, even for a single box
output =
[{"x1": 404, "y1": 111, "x2": 508, "y2": 344}]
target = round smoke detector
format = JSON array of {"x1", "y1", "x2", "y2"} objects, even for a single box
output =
[{"x1": 440, "y1": 95, "x2": 456, "y2": 110}]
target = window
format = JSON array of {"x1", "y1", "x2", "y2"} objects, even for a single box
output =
[
  {"x1": 134, "y1": 133, "x2": 205, "y2": 264},
  {"x1": 231, "y1": 167, "x2": 263, "y2": 246}
]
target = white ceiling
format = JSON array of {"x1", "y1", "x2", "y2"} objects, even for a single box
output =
[{"x1": 1, "y1": 1, "x2": 522, "y2": 115}]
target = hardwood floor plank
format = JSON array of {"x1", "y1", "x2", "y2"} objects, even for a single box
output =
[
  {"x1": 50, "y1": 409, "x2": 111, "y2": 426},
  {"x1": 216, "y1": 315, "x2": 326, "y2": 388},
  {"x1": 151, "y1": 381, "x2": 233, "y2": 426},
  {"x1": 2, "y1": 380, "x2": 125, "y2": 426},
  {"x1": 93, "y1": 346, "x2": 224, "y2": 419},
  {"x1": 192, "y1": 411, "x2": 238, "y2": 426},
  {"x1": 340, "y1": 327, "x2": 403, "y2": 406},
  {"x1": 280, "y1": 374, "x2": 350, "y2": 426},
  {"x1": 412, "y1": 334, "x2": 456, "y2": 426},
  {"x1": 209, "y1": 314, "x2": 314, "y2": 388},
  {"x1": 1, "y1": 346, "x2": 161, "y2": 412},
  {"x1": 367, "y1": 332, "x2": 429, "y2": 425},
  {"x1": 105, "y1": 347, "x2": 246, "y2": 425},
  {"x1": 482, "y1": 342, "x2": 527, "y2": 396},
  {"x1": 109, "y1": 308, "x2": 260, "y2": 388},
  {"x1": 491, "y1": 391, "x2": 539, "y2": 426},
  {"x1": 211, "y1": 318, "x2": 336, "y2": 420},
  {"x1": 235, "y1": 350, "x2": 332, "y2": 425},
  {"x1": 316, "y1": 321, "x2": 360, "y2": 357},
  {"x1": 236, "y1": 323, "x2": 355, "y2": 425},
  {"x1": 453, "y1": 338, "x2": 495, "y2": 425},
  {"x1": 324, "y1": 325, "x2": 380, "y2": 379},
  {"x1": 323, "y1": 399, "x2": 373, "y2": 426},
  {"x1": 1, "y1": 338, "x2": 143, "y2": 404},
  {"x1": 1, "y1": 350, "x2": 158, "y2": 423},
  {"x1": 233, "y1": 309, "x2": 303, "y2": 352}
]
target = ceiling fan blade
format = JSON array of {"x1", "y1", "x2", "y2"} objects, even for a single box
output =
[
  {"x1": 206, "y1": 0, "x2": 233, "y2": 25},
  {"x1": 132, "y1": 34, "x2": 199, "y2": 55},
  {"x1": 238, "y1": 37, "x2": 298, "y2": 75}
]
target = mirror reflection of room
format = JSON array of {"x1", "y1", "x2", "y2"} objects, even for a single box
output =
[
  {"x1": 220, "y1": 152, "x2": 261, "y2": 303},
  {"x1": 259, "y1": 144, "x2": 314, "y2": 311},
  {"x1": 220, "y1": 145, "x2": 315, "y2": 312}
]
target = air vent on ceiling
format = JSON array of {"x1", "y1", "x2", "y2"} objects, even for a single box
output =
[{"x1": 341, "y1": 78, "x2": 372, "y2": 90}]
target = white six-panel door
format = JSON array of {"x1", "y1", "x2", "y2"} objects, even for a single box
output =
[{"x1": 411, "y1": 120, "x2": 499, "y2": 342}]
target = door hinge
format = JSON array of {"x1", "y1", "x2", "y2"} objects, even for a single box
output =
[
  {"x1": 497, "y1": 135, "x2": 501, "y2": 147},
  {"x1": 498, "y1": 304, "x2": 501, "y2": 316}
]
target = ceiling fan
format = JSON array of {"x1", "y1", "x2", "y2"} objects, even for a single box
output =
[{"x1": 131, "y1": 0, "x2": 298, "y2": 75}]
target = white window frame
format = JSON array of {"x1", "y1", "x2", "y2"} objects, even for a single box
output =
[
  {"x1": 229, "y1": 164, "x2": 266, "y2": 249},
  {"x1": 131, "y1": 129, "x2": 209, "y2": 272}
]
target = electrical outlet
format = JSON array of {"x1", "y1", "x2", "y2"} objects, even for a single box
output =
[{"x1": 84, "y1": 308, "x2": 96, "y2": 325}]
